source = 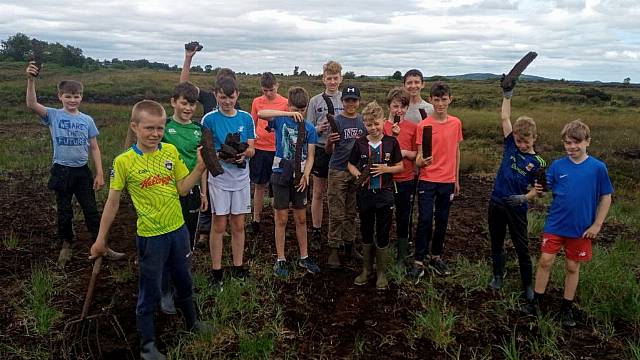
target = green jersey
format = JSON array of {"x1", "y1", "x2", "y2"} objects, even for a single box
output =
[{"x1": 162, "y1": 117, "x2": 202, "y2": 171}]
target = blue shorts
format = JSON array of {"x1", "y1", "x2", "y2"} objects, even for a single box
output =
[{"x1": 249, "y1": 149, "x2": 275, "y2": 185}]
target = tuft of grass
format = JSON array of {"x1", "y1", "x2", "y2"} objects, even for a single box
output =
[
  {"x1": 446, "y1": 256, "x2": 492, "y2": 297},
  {"x1": 2, "y1": 230, "x2": 19, "y2": 250},
  {"x1": 528, "y1": 313, "x2": 563, "y2": 358},
  {"x1": 25, "y1": 264, "x2": 61, "y2": 335},
  {"x1": 109, "y1": 259, "x2": 136, "y2": 284},
  {"x1": 238, "y1": 332, "x2": 275, "y2": 360},
  {"x1": 527, "y1": 210, "x2": 546, "y2": 238},
  {"x1": 413, "y1": 286, "x2": 458, "y2": 349},
  {"x1": 626, "y1": 338, "x2": 640, "y2": 360},
  {"x1": 497, "y1": 329, "x2": 521, "y2": 360}
]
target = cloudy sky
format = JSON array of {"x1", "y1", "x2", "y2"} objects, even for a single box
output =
[{"x1": 2, "y1": 0, "x2": 638, "y2": 82}]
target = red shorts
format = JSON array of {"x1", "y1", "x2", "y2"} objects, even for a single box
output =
[{"x1": 541, "y1": 233, "x2": 592, "y2": 262}]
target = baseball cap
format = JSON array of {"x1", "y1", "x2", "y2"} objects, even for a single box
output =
[{"x1": 341, "y1": 85, "x2": 361, "y2": 100}]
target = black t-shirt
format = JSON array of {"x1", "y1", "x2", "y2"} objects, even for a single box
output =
[{"x1": 349, "y1": 135, "x2": 402, "y2": 190}]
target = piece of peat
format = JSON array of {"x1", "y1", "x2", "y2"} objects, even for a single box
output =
[{"x1": 201, "y1": 128, "x2": 224, "y2": 177}]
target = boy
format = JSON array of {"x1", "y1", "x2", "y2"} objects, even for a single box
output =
[
  {"x1": 159, "y1": 81, "x2": 209, "y2": 315},
  {"x1": 325, "y1": 85, "x2": 366, "y2": 268},
  {"x1": 257, "y1": 87, "x2": 321, "y2": 277},
  {"x1": 201, "y1": 77, "x2": 256, "y2": 288},
  {"x1": 524, "y1": 120, "x2": 613, "y2": 328},
  {"x1": 412, "y1": 81, "x2": 463, "y2": 280},
  {"x1": 488, "y1": 79, "x2": 546, "y2": 300},
  {"x1": 306, "y1": 60, "x2": 345, "y2": 250},
  {"x1": 382, "y1": 88, "x2": 417, "y2": 269},
  {"x1": 25, "y1": 62, "x2": 124, "y2": 267},
  {"x1": 90, "y1": 100, "x2": 211, "y2": 359},
  {"x1": 348, "y1": 101, "x2": 403, "y2": 289},
  {"x1": 403, "y1": 69, "x2": 434, "y2": 124},
  {"x1": 249, "y1": 72, "x2": 289, "y2": 235}
]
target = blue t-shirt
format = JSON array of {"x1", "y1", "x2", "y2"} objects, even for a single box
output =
[
  {"x1": 544, "y1": 156, "x2": 613, "y2": 238},
  {"x1": 202, "y1": 109, "x2": 255, "y2": 191},
  {"x1": 42, "y1": 108, "x2": 99, "y2": 167},
  {"x1": 328, "y1": 114, "x2": 366, "y2": 171},
  {"x1": 268, "y1": 116, "x2": 318, "y2": 173},
  {"x1": 491, "y1": 133, "x2": 546, "y2": 211}
]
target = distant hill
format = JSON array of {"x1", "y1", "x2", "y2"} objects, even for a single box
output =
[{"x1": 428, "y1": 73, "x2": 553, "y2": 82}]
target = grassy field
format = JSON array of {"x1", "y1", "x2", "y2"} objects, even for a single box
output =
[{"x1": 0, "y1": 61, "x2": 639, "y2": 359}]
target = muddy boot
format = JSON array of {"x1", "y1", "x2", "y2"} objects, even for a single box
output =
[
  {"x1": 396, "y1": 237, "x2": 409, "y2": 269},
  {"x1": 327, "y1": 247, "x2": 341, "y2": 269},
  {"x1": 375, "y1": 246, "x2": 389, "y2": 290},
  {"x1": 57, "y1": 241, "x2": 72, "y2": 268},
  {"x1": 140, "y1": 341, "x2": 166, "y2": 360},
  {"x1": 354, "y1": 244, "x2": 374, "y2": 285}
]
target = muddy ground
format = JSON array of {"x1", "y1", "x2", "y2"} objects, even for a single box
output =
[{"x1": 0, "y1": 169, "x2": 633, "y2": 359}]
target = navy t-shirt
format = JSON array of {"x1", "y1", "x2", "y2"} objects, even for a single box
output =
[
  {"x1": 349, "y1": 135, "x2": 402, "y2": 190},
  {"x1": 543, "y1": 156, "x2": 613, "y2": 238},
  {"x1": 491, "y1": 133, "x2": 546, "y2": 211},
  {"x1": 328, "y1": 114, "x2": 366, "y2": 171}
]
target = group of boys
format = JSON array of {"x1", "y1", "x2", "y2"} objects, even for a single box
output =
[{"x1": 25, "y1": 46, "x2": 612, "y2": 358}]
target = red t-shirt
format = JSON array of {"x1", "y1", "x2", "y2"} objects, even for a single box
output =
[
  {"x1": 251, "y1": 94, "x2": 289, "y2": 151},
  {"x1": 416, "y1": 115, "x2": 463, "y2": 183},
  {"x1": 383, "y1": 118, "x2": 417, "y2": 182}
]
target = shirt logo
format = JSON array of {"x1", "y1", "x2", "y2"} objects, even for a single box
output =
[
  {"x1": 238, "y1": 126, "x2": 244, "y2": 133},
  {"x1": 560, "y1": 174, "x2": 568, "y2": 178},
  {"x1": 167, "y1": 128, "x2": 177, "y2": 134},
  {"x1": 525, "y1": 163, "x2": 534, "y2": 171},
  {"x1": 194, "y1": 130, "x2": 201, "y2": 136},
  {"x1": 164, "y1": 159, "x2": 173, "y2": 170},
  {"x1": 384, "y1": 152, "x2": 391, "y2": 161},
  {"x1": 140, "y1": 175, "x2": 173, "y2": 189}
]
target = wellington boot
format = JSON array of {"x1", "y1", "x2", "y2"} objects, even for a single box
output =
[
  {"x1": 396, "y1": 237, "x2": 409, "y2": 268},
  {"x1": 375, "y1": 246, "x2": 390, "y2": 290},
  {"x1": 57, "y1": 241, "x2": 72, "y2": 268},
  {"x1": 354, "y1": 244, "x2": 374, "y2": 285},
  {"x1": 327, "y1": 248, "x2": 341, "y2": 269}
]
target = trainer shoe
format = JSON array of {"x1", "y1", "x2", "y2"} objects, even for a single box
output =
[
  {"x1": 489, "y1": 275, "x2": 504, "y2": 290},
  {"x1": 429, "y1": 257, "x2": 451, "y2": 276},
  {"x1": 140, "y1": 341, "x2": 166, "y2": 360},
  {"x1": 408, "y1": 262, "x2": 425, "y2": 284},
  {"x1": 298, "y1": 257, "x2": 320, "y2": 274},
  {"x1": 561, "y1": 307, "x2": 577, "y2": 328},
  {"x1": 230, "y1": 266, "x2": 250, "y2": 280},
  {"x1": 274, "y1": 260, "x2": 289, "y2": 278},
  {"x1": 105, "y1": 247, "x2": 126, "y2": 260},
  {"x1": 208, "y1": 269, "x2": 224, "y2": 292}
]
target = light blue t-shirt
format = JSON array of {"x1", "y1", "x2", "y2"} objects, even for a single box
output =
[
  {"x1": 42, "y1": 107, "x2": 99, "y2": 167},
  {"x1": 202, "y1": 109, "x2": 256, "y2": 191},
  {"x1": 543, "y1": 156, "x2": 613, "y2": 238},
  {"x1": 267, "y1": 116, "x2": 318, "y2": 173}
]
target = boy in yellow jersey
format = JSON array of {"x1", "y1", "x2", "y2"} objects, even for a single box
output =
[{"x1": 90, "y1": 100, "x2": 211, "y2": 360}]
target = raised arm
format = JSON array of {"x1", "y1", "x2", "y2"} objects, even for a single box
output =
[
  {"x1": 501, "y1": 97, "x2": 513, "y2": 137},
  {"x1": 180, "y1": 48, "x2": 200, "y2": 93},
  {"x1": 25, "y1": 63, "x2": 47, "y2": 118}
]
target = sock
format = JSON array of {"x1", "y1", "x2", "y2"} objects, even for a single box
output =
[
  {"x1": 561, "y1": 298, "x2": 573, "y2": 311},
  {"x1": 533, "y1": 292, "x2": 544, "y2": 303},
  {"x1": 277, "y1": 258, "x2": 286, "y2": 262},
  {"x1": 299, "y1": 255, "x2": 308, "y2": 260},
  {"x1": 210, "y1": 268, "x2": 223, "y2": 281}
]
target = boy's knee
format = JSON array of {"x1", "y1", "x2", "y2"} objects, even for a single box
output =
[
  {"x1": 565, "y1": 260, "x2": 580, "y2": 275},
  {"x1": 537, "y1": 255, "x2": 555, "y2": 270}
]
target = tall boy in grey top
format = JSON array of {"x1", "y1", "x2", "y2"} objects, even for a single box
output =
[
  {"x1": 306, "y1": 60, "x2": 345, "y2": 250},
  {"x1": 403, "y1": 69, "x2": 434, "y2": 124},
  {"x1": 325, "y1": 85, "x2": 366, "y2": 269}
]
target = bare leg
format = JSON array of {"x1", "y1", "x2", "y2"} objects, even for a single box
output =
[
  {"x1": 210, "y1": 215, "x2": 227, "y2": 270},
  {"x1": 563, "y1": 260, "x2": 581, "y2": 300},
  {"x1": 252, "y1": 183, "x2": 268, "y2": 223},
  {"x1": 229, "y1": 214, "x2": 246, "y2": 266},
  {"x1": 534, "y1": 252, "x2": 557, "y2": 294},
  {"x1": 274, "y1": 209, "x2": 288, "y2": 259},
  {"x1": 294, "y1": 208, "x2": 308, "y2": 258}
]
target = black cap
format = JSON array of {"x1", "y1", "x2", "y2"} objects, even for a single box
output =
[{"x1": 341, "y1": 86, "x2": 361, "y2": 100}]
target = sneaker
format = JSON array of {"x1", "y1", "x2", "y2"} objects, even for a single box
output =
[
  {"x1": 57, "y1": 241, "x2": 72, "y2": 268},
  {"x1": 230, "y1": 266, "x2": 250, "y2": 280},
  {"x1": 105, "y1": 247, "x2": 126, "y2": 260},
  {"x1": 408, "y1": 263, "x2": 425, "y2": 284},
  {"x1": 429, "y1": 257, "x2": 451, "y2": 276},
  {"x1": 274, "y1": 260, "x2": 289, "y2": 278},
  {"x1": 489, "y1": 275, "x2": 504, "y2": 290},
  {"x1": 208, "y1": 269, "x2": 224, "y2": 292},
  {"x1": 520, "y1": 301, "x2": 539, "y2": 316},
  {"x1": 140, "y1": 341, "x2": 166, "y2": 360},
  {"x1": 160, "y1": 291, "x2": 177, "y2": 315},
  {"x1": 561, "y1": 307, "x2": 577, "y2": 327},
  {"x1": 298, "y1": 257, "x2": 320, "y2": 274}
]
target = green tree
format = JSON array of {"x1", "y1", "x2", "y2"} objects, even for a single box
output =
[
  {"x1": 623, "y1": 77, "x2": 631, "y2": 86},
  {"x1": 205, "y1": 64, "x2": 213, "y2": 73},
  {"x1": 1, "y1": 33, "x2": 32, "y2": 61},
  {"x1": 293, "y1": 65, "x2": 299, "y2": 76},
  {"x1": 391, "y1": 70, "x2": 402, "y2": 80},
  {"x1": 343, "y1": 71, "x2": 356, "y2": 79}
]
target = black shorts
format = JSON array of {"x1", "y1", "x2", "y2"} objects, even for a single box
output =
[
  {"x1": 249, "y1": 149, "x2": 275, "y2": 185},
  {"x1": 311, "y1": 145, "x2": 330, "y2": 179},
  {"x1": 271, "y1": 173, "x2": 308, "y2": 210}
]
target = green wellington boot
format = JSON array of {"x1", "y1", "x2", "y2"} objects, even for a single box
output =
[
  {"x1": 375, "y1": 246, "x2": 390, "y2": 290},
  {"x1": 354, "y1": 244, "x2": 374, "y2": 285}
]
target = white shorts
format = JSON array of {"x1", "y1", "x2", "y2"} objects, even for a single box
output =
[{"x1": 208, "y1": 185, "x2": 251, "y2": 216}]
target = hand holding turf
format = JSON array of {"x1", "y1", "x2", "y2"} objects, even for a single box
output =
[
  {"x1": 501, "y1": 74, "x2": 516, "y2": 98},
  {"x1": 505, "y1": 194, "x2": 527, "y2": 207}
]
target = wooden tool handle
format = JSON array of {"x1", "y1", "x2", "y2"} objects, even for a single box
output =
[{"x1": 80, "y1": 256, "x2": 103, "y2": 320}]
